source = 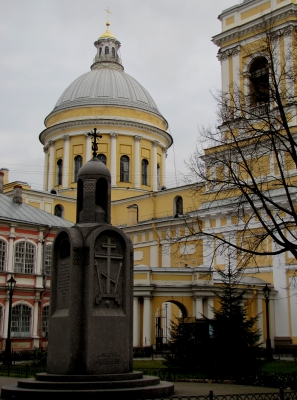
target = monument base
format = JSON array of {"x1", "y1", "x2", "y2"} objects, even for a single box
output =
[{"x1": 1, "y1": 371, "x2": 174, "y2": 399}]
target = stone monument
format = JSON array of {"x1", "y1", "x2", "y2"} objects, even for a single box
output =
[{"x1": 2, "y1": 130, "x2": 174, "y2": 399}]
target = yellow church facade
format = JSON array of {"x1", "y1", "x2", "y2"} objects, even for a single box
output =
[{"x1": 2, "y1": 0, "x2": 297, "y2": 350}]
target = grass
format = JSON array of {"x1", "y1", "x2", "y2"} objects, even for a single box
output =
[
  {"x1": 261, "y1": 360, "x2": 297, "y2": 374},
  {"x1": 133, "y1": 360, "x2": 166, "y2": 369}
]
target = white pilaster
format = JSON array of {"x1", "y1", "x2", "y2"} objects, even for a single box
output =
[
  {"x1": 85, "y1": 133, "x2": 92, "y2": 162},
  {"x1": 43, "y1": 146, "x2": 48, "y2": 191},
  {"x1": 133, "y1": 297, "x2": 140, "y2": 347},
  {"x1": 48, "y1": 140, "x2": 55, "y2": 190},
  {"x1": 284, "y1": 28, "x2": 295, "y2": 106},
  {"x1": 257, "y1": 296, "x2": 263, "y2": 344},
  {"x1": 161, "y1": 148, "x2": 167, "y2": 188},
  {"x1": 36, "y1": 231, "x2": 43, "y2": 275},
  {"x1": 161, "y1": 243, "x2": 171, "y2": 268},
  {"x1": 202, "y1": 236, "x2": 215, "y2": 270},
  {"x1": 62, "y1": 135, "x2": 70, "y2": 189},
  {"x1": 110, "y1": 133, "x2": 118, "y2": 187},
  {"x1": 32, "y1": 299, "x2": 39, "y2": 338},
  {"x1": 3, "y1": 298, "x2": 9, "y2": 339},
  {"x1": 143, "y1": 296, "x2": 151, "y2": 347},
  {"x1": 134, "y1": 136, "x2": 141, "y2": 189},
  {"x1": 7, "y1": 226, "x2": 15, "y2": 273},
  {"x1": 195, "y1": 298, "x2": 203, "y2": 319},
  {"x1": 152, "y1": 141, "x2": 158, "y2": 192}
]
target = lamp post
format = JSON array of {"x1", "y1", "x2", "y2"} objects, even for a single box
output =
[
  {"x1": 4, "y1": 275, "x2": 16, "y2": 365},
  {"x1": 263, "y1": 284, "x2": 273, "y2": 362}
]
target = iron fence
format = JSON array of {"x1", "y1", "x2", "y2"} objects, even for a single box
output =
[{"x1": 0, "y1": 363, "x2": 46, "y2": 377}]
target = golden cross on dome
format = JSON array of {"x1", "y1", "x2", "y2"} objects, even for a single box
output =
[{"x1": 105, "y1": 7, "x2": 111, "y2": 29}]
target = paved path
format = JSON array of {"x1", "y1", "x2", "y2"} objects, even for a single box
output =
[{"x1": 0, "y1": 376, "x2": 280, "y2": 398}]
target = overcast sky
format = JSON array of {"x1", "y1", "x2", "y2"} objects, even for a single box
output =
[{"x1": 0, "y1": 0, "x2": 237, "y2": 191}]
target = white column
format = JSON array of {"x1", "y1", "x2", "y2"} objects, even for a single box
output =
[
  {"x1": 48, "y1": 140, "x2": 55, "y2": 190},
  {"x1": 36, "y1": 231, "x2": 43, "y2": 275},
  {"x1": 195, "y1": 298, "x2": 203, "y2": 319},
  {"x1": 110, "y1": 133, "x2": 118, "y2": 187},
  {"x1": 219, "y1": 51, "x2": 230, "y2": 95},
  {"x1": 3, "y1": 297, "x2": 10, "y2": 339},
  {"x1": 161, "y1": 148, "x2": 167, "y2": 188},
  {"x1": 32, "y1": 298, "x2": 39, "y2": 338},
  {"x1": 257, "y1": 296, "x2": 264, "y2": 344},
  {"x1": 7, "y1": 226, "x2": 15, "y2": 273},
  {"x1": 206, "y1": 297, "x2": 214, "y2": 319},
  {"x1": 232, "y1": 46, "x2": 240, "y2": 89},
  {"x1": 62, "y1": 135, "x2": 70, "y2": 189},
  {"x1": 284, "y1": 28, "x2": 295, "y2": 106},
  {"x1": 202, "y1": 236, "x2": 215, "y2": 270},
  {"x1": 273, "y1": 250, "x2": 290, "y2": 338},
  {"x1": 152, "y1": 141, "x2": 158, "y2": 192},
  {"x1": 143, "y1": 296, "x2": 151, "y2": 347},
  {"x1": 85, "y1": 133, "x2": 92, "y2": 162},
  {"x1": 134, "y1": 136, "x2": 141, "y2": 189},
  {"x1": 133, "y1": 297, "x2": 140, "y2": 347},
  {"x1": 43, "y1": 146, "x2": 48, "y2": 191}
]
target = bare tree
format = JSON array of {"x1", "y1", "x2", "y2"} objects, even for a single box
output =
[{"x1": 186, "y1": 18, "x2": 297, "y2": 264}]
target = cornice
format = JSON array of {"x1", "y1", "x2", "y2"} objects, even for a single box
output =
[
  {"x1": 213, "y1": 4, "x2": 297, "y2": 48},
  {"x1": 39, "y1": 118, "x2": 173, "y2": 149}
]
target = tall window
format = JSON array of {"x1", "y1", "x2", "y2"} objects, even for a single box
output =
[
  {"x1": 120, "y1": 155, "x2": 130, "y2": 182},
  {"x1": 249, "y1": 57, "x2": 269, "y2": 107},
  {"x1": 57, "y1": 159, "x2": 63, "y2": 186},
  {"x1": 142, "y1": 159, "x2": 149, "y2": 185},
  {"x1": 175, "y1": 196, "x2": 183, "y2": 216},
  {"x1": 105, "y1": 46, "x2": 109, "y2": 55},
  {"x1": 44, "y1": 244, "x2": 52, "y2": 275},
  {"x1": 99, "y1": 47, "x2": 102, "y2": 56},
  {"x1": 112, "y1": 47, "x2": 115, "y2": 57},
  {"x1": 54, "y1": 204, "x2": 63, "y2": 218},
  {"x1": 97, "y1": 154, "x2": 107, "y2": 165},
  {"x1": 0, "y1": 240, "x2": 6, "y2": 271},
  {"x1": 11, "y1": 304, "x2": 31, "y2": 337},
  {"x1": 74, "y1": 155, "x2": 82, "y2": 182},
  {"x1": 14, "y1": 242, "x2": 35, "y2": 273},
  {"x1": 42, "y1": 306, "x2": 49, "y2": 338}
]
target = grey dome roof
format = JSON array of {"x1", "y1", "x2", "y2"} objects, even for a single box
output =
[
  {"x1": 78, "y1": 157, "x2": 111, "y2": 179},
  {"x1": 49, "y1": 68, "x2": 164, "y2": 118}
]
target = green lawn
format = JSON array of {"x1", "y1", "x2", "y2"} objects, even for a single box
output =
[
  {"x1": 133, "y1": 360, "x2": 166, "y2": 369},
  {"x1": 261, "y1": 360, "x2": 297, "y2": 374}
]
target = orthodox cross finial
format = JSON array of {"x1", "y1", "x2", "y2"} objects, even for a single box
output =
[
  {"x1": 105, "y1": 7, "x2": 111, "y2": 30},
  {"x1": 88, "y1": 128, "x2": 102, "y2": 158}
]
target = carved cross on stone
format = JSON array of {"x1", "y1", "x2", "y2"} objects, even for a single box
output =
[{"x1": 88, "y1": 128, "x2": 102, "y2": 158}]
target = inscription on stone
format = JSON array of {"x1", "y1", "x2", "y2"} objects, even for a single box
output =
[
  {"x1": 97, "y1": 353, "x2": 120, "y2": 365},
  {"x1": 57, "y1": 258, "x2": 70, "y2": 309}
]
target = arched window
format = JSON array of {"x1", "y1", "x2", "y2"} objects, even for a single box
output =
[
  {"x1": 249, "y1": 57, "x2": 269, "y2": 107},
  {"x1": 74, "y1": 155, "x2": 82, "y2": 182},
  {"x1": 0, "y1": 239, "x2": 7, "y2": 271},
  {"x1": 142, "y1": 159, "x2": 149, "y2": 185},
  {"x1": 175, "y1": 196, "x2": 183, "y2": 216},
  {"x1": 112, "y1": 47, "x2": 115, "y2": 57},
  {"x1": 44, "y1": 244, "x2": 52, "y2": 275},
  {"x1": 54, "y1": 204, "x2": 63, "y2": 218},
  {"x1": 42, "y1": 305, "x2": 49, "y2": 338},
  {"x1": 120, "y1": 155, "x2": 130, "y2": 182},
  {"x1": 11, "y1": 304, "x2": 31, "y2": 337},
  {"x1": 99, "y1": 47, "x2": 102, "y2": 56},
  {"x1": 105, "y1": 46, "x2": 109, "y2": 55},
  {"x1": 57, "y1": 159, "x2": 63, "y2": 186},
  {"x1": 14, "y1": 241, "x2": 35, "y2": 273},
  {"x1": 97, "y1": 154, "x2": 107, "y2": 165}
]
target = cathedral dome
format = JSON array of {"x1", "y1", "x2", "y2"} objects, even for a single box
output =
[{"x1": 50, "y1": 68, "x2": 163, "y2": 119}]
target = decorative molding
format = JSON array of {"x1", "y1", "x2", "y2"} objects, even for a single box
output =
[
  {"x1": 43, "y1": 146, "x2": 48, "y2": 153},
  {"x1": 63, "y1": 134, "x2": 70, "y2": 142},
  {"x1": 40, "y1": 118, "x2": 172, "y2": 148},
  {"x1": 217, "y1": 45, "x2": 241, "y2": 61},
  {"x1": 152, "y1": 140, "x2": 159, "y2": 147},
  {"x1": 134, "y1": 135, "x2": 142, "y2": 142},
  {"x1": 48, "y1": 140, "x2": 55, "y2": 147},
  {"x1": 110, "y1": 132, "x2": 119, "y2": 139}
]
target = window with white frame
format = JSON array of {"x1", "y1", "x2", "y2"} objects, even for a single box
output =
[
  {"x1": 120, "y1": 155, "x2": 130, "y2": 182},
  {"x1": 0, "y1": 240, "x2": 7, "y2": 271},
  {"x1": 14, "y1": 242, "x2": 35, "y2": 274},
  {"x1": 11, "y1": 304, "x2": 31, "y2": 337},
  {"x1": 44, "y1": 244, "x2": 52, "y2": 275},
  {"x1": 142, "y1": 159, "x2": 149, "y2": 185},
  {"x1": 74, "y1": 155, "x2": 82, "y2": 182},
  {"x1": 42, "y1": 305, "x2": 49, "y2": 338}
]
